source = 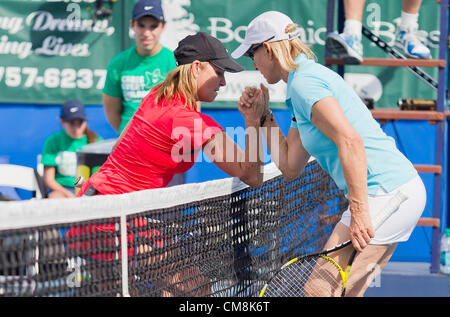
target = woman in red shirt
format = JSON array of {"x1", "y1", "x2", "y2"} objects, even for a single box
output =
[
  {"x1": 78, "y1": 32, "x2": 266, "y2": 197},
  {"x1": 71, "y1": 32, "x2": 269, "y2": 296}
]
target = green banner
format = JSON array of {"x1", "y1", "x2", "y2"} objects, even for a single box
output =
[
  {"x1": 0, "y1": 0, "x2": 441, "y2": 108},
  {"x1": 0, "y1": 0, "x2": 124, "y2": 105}
]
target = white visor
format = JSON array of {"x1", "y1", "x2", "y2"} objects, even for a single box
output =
[{"x1": 231, "y1": 11, "x2": 299, "y2": 59}]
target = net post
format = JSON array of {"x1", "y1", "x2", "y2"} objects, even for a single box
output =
[{"x1": 120, "y1": 214, "x2": 130, "y2": 297}]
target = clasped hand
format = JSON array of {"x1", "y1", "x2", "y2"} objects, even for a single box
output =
[{"x1": 237, "y1": 84, "x2": 270, "y2": 125}]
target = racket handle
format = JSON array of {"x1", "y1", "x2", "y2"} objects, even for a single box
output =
[
  {"x1": 74, "y1": 176, "x2": 85, "y2": 188},
  {"x1": 372, "y1": 191, "x2": 408, "y2": 230}
]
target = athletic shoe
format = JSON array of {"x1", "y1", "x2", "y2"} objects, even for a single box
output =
[
  {"x1": 394, "y1": 28, "x2": 431, "y2": 59},
  {"x1": 325, "y1": 32, "x2": 364, "y2": 64}
]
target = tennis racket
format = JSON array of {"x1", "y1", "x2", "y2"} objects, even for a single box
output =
[{"x1": 259, "y1": 190, "x2": 408, "y2": 297}]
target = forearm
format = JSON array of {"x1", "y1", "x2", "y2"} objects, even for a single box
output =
[
  {"x1": 337, "y1": 135, "x2": 368, "y2": 213},
  {"x1": 45, "y1": 176, "x2": 73, "y2": 196},
  {"x1": 103, "y1": 94, "x2": 122, "y2": 133},
  {"x1": 262, "y1": 113, "x2": 309, "y2": 180},
  {"x1": 44, "y1": 166, "x2": 73, "y2": 196},
  {"x1": 206, "y1": 124, "x2": 264, "y2": 188},
  {"x1": 338, "y1": 135, "x2": 375, "y2": 251},
  {"x1": 239, "y1": 119, "x2": 264, "y2": 187},
  {"x1": 262, "y1": 113, "x2": 286, "y2": 166},
  {"x1": 105, "y1": 111, "x2": 121, "y2": 132}
]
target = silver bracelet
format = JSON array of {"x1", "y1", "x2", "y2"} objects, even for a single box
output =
[{"x1": 260, "y1": 109, "x2": 273, "y2": 127}]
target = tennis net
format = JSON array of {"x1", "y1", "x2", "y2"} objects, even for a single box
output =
[{"x1": 0, "y1": 160, "x2": 347, "y2": 297}]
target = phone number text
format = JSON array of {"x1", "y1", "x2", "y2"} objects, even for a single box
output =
[{"x1": 0, "y1": 66, "x2": 106, "y2": 90}]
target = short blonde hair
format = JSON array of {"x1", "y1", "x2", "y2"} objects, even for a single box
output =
[
  {"x1": 268, "y1": 23, "x2": 316, "y2": 72},
  {"x1": 152, "y1": 61, "x2": 209, "y2": 110}
]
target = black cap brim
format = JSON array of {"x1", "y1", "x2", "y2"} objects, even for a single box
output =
[{"x1": 210, "y1": 58, "x2": 244, "y2": 73}]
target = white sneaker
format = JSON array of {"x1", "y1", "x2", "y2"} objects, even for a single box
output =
[
  {"x1": 394, "y1": 27, "x2": 431, "y2": 59},
  {"x1": 326, "y1": 32, "x2": 364, "y2": 64}
]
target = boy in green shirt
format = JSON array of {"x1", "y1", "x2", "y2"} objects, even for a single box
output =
[{"x1": 102, "y1": 0, "x2": 177, "y2": 134}]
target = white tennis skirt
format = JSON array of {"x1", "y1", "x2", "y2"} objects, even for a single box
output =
[{"x1": 340, "y1": 175, "x2": 427, "y2": 245}]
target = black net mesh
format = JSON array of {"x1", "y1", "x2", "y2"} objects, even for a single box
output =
[{"x1": 0, "y1": 161, "x2": 347, "y2": 297}]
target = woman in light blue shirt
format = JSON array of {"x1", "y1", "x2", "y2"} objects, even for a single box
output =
[{"x1": 232, "y1": 11, "x2": 426, "y2": 296}]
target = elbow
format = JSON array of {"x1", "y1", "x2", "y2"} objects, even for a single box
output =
[
  {"x1": 275, "y1": 153, "x2": 309, "y2": 183},
  {"x1": 280, "y1": 166, "x2": 301, "y2": 182},
  {"x1": 239, "y1": 167, "x2": 264, "y2": 188},
  {"x1": 241, "y1": 173, "x2": 263, "y2": 188},
  {"x1": 247, "y1": 176, "x2": 263, "y2": 188},
  {"x1": 244, "y1": 177, "x2": 263, "y2": 188},
  {"x1": 337, "y1": 134, "x2": 365, "y2": 159},
  {"x1": 339, "y1": 133, "x2": 364, "y2": 149},
  {"x1": 282, "y1": 172, "x2": 298, "y2": 182}
]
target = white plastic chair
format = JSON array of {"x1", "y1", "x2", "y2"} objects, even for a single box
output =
[
  {"x1": 36, "y1": 154, "x2": 44, "y2": 178},
  {"x1": 0, "y1": 164, "x2": 46, "y2": 199},
  {"x1": 0, "y1": 164, "x2": 47, "y2": 279}
]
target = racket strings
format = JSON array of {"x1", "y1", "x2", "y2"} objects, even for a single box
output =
[{"x1": 264, "y1": 257, "x2": 344, "y2": 297}]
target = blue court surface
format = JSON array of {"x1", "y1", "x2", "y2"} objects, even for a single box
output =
[{"x1": 364, "y1": 262, "x2": 450, "y2": 297}]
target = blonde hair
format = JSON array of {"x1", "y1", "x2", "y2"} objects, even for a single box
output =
[
  {"x1": 268, "y1": 24, "x2": 316, "y2": 72},
  {"x1": 153, "y1": 61, "x2": 209, "y2": 110}
]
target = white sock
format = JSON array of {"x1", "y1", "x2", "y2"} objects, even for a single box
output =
[
  {"x1": 399, "y1": 11, "x2": 419, "y2": 32},
  {"x1": 343, "y1": 19, "x2": 362, "y2": 38}
]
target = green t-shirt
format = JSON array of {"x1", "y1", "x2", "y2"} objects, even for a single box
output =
[
  {"x1": 102, "y1": 45, "x2": 176, "y2": 133},
  {"x1": 41, "y1": 130, "x2": 103, "y2": 188}
]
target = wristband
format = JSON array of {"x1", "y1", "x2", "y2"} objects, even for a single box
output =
[{"x1": 260, "y1": 109, "x2": 273, "y2": 127}]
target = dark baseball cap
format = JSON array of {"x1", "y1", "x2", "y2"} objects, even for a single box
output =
[
  {"x1": 174, "y1": 32, "x2": 244, "y2": 73},
  {"x1": 132, "y1": 0, "x2": 164, "y2": 21},
  {"x1": 60, "y1": 100, "x2": 86, "y2": 122}
]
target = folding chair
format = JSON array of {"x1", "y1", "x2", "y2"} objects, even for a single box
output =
[{"x1": 0, "y1": 164, "x2": 47, "y2": 199}]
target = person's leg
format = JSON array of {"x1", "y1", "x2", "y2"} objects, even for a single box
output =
[
  {"x1": 395, "y1": 0, "x2": 431, "y2": 59},
  {"x1": 326, "y1": 0, "x2": 366, "y2": 64},
  {"x1": 303, "y1": 222, "x2": 355, "y2": 296},
  {"x1": 402, "y1": 0, "x2": 422, "y2": 14},
  {"x1": 343, "y1": 0, "x2": 366, "y2": 36},
  {"x1": 344, "y1": 243, "x2": 397, "y2": 296},
  {"x1": 315, "y1": 222, "x2": 397, "y2": 297}
]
